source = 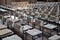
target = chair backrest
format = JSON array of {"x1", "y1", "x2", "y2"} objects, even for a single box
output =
[
  {"x1": 27, "y1": 17, "x2": 32, "y2": 23},
  {"x1": 40, "y1": 13, "x2": 47, "y2": 19},
  {"x1": 14, "y1": 23, "x2": 21, "y2": 30},
  {"x1": 35, "y1": 19, "x2": 40, "y2": 26},
  {"x1": 7, "y1": 21, "x2": 12, "y2": 29},
  {"x1": 48, "y1": 15, "x2": 56, "y2": 22},
  {"x1": 34, "y1": 19, "x2": 44, "y2": 29}
]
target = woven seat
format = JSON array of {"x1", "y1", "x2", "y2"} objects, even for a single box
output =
[{"x1": 0, "y1": 29, "x2": 13, "y2": 38}]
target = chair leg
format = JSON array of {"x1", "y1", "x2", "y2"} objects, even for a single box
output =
[{"x1": 0, "y1": 38, "x2": 2, "y2": 40}]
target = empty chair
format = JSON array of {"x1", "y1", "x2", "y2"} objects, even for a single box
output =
[
  {"x1": 7, "y1": 21, "x2": 13, "y2": 29},
  {"x1": 48, "y1": 15, "x2": 56, "y2": 22},
  {"x1": 40, "y1": 13, "x2": 47, "y2": 20},
  {"x1": 0, "y1": 29, "x2": 14, "y2": 38},
  {"x1": 25, "y1": 28, "x2": 42, "y2": 40},
  {"x1": 2, "y1": 15, "x2": 10, "y2": 25},
  {"x1": 48, "y1": 35, "x2": 60, "y2": 40},
  {"x1": 2, "y1": 35, "x2": 22, "y2": 40},
  {"x1": 34, "y1": 19, "x2": 43, "y2": 30},
  {"x1": 27, "y1": 17, "x2": 33, "y2": 25}
]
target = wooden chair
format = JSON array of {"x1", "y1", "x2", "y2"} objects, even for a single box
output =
[
  {"x1": 40, "y1": 13, "x2": 47, "y2": 20},
  {"x1": 14, "y1": 23, "x2": 21, "y2": 33},
  {"x1": 0, "y1": 29, "x2": 14, "y2": 38},
  {"x1": 48, "y1": 15, "x2": 56, "y2": 22},
  {"x1": 27, "y1": 17, "x2": 32, "y2": 25},
  {"x1": 7, "y1": 21, "x2": 12, "y2": 29},
  {"x1": 34, "y1": 19, "x2": 43, "y2": 30}
]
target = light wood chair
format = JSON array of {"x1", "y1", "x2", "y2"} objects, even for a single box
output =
[
  {"x1": 34, "y1": 19, "x2": 43, "y2": 30},
  {"x1": 0, "y1": 29, "x2": 14, "y2": 38}
]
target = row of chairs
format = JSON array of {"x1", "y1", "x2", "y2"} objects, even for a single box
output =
[
  {"x1": 0, "y1": 5, "x2": 23, "y2": 40},
  {"x1": 1, "y1": 2, "x2": 60, "y2": 40},
  {"x1": 15, "y1": 3, "x2": 60, "y2": 23}
]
